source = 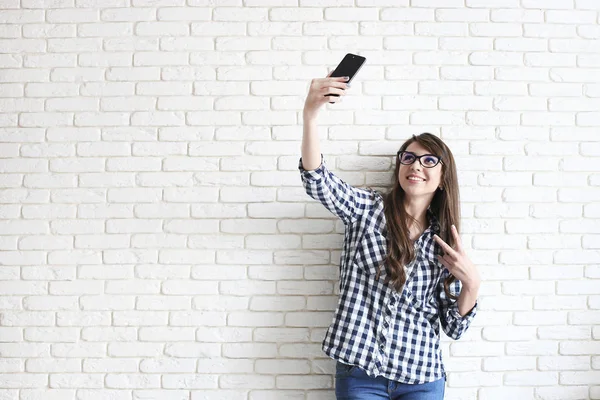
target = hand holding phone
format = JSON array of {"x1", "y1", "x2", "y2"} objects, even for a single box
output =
[
  {"x1": 303, "y1": 75, "x2": 348, "y2": 119},
  {"x1": 326, "y1": 53, "x2": 366, "y2": 104}
]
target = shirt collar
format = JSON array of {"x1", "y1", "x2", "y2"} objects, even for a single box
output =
[{"x1": 426, "y1": 207, "x2": 441, "y2": 235}]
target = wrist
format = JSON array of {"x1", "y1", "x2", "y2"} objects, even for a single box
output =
[
  {"x1": 303, "y1": 108, "x2": 318, "y2": 122},
  {"x1": 462, "y1": 278, "x2": 481, "y2": 293},
  {"x1": 303, "y1": 115, "x2": 317, "y2": 124}
]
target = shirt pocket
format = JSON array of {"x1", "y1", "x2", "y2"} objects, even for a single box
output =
[
  {"x1": 406, "y1": 258, "x2": 440, "y2": 311},
  {"x1": 353, "y1": 229, "x2": 387, "y2": 276}
]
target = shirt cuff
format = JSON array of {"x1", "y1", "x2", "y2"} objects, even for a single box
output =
[
  {"x1": 298, "y1": 154, "x2": 326, "y2": 182},
  {"x1": 449, "y1": 299, "x2": 478, "y2": 322}
]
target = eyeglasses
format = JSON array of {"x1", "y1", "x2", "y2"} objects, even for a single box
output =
[{"x1": 397, "y1": 151, "x2": 442, "y2": 168}]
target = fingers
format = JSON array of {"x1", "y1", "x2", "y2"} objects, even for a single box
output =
[
  {"x1": 309, "y1": 80, "x2": 347, "y2": 100},
  {"x1": 437, "y1": 254, "x2": 452, "y2": 272},
  {"x1": 313, "y1": 76, "x2": 349, "y2": 86},
  {"x1": 321, "y1": 86, "x2": 346, "y2": 96},
  {"x1": 451, "y1": 225, "x2": 463, "y2": 251},
  {"x1": 312, "y1": 80, "x2": 349, "y2": 93},
  {"x1": 311, "y1": 76, "x2": 349, "y2": 93},
  {"x1": 325, "y1": 70, "x2": 348, "y2": 81},
  {"x1": 310, "y1": 86, "x2": 346, "y2": 106},
  {"x1": 307, "y1": 76, "x2": 349, "y2": 107},
  {"x1": 324, "y1": 80, "x2": 349, "y2": 91},
  {"x1": 433, "y1": 234, "x2": 455, "y2": 257},
  {"x1": 329, "y1": 77, "x2": 350, "y2": 85},
  {"x1": 434, "y1": 227, "x2": 464, "y2": 258}
]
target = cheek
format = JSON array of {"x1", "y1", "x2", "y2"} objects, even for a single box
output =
[
  {"x1": 421, "y1": 169, "x2": 440, "y2": 186},
  {"x1": 428, "y1": 172, "x2": 442, "y2": 186},
  {"x1": 397, "y1": 167, "x2": 406, "y2": 181}
]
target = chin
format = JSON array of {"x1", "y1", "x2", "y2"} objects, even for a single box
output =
[{"x1": 403, "y1": 186, "x2": 436, "y2": 196}]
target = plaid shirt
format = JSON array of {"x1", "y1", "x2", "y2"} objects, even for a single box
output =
[{"x1": 299, "y1": 156, "x2": 477, "y2": 384}]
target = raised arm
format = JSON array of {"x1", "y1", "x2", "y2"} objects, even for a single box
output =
[
  {"x1": 432, "y1": 226, "x2": 480, "y2": 339},
  {"x1": 299, "y1": 74, "x2": 377, "y2": 225},
  {"x1": 301, "y1": 74, "x2": 348, "y2": 170}
]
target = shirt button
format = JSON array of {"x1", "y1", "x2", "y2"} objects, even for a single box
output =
[{"x1": 379, "y1": 344, "x2": 384, "y2": 350}]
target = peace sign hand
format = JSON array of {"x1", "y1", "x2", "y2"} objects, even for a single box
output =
[{"x1": 433, "y1": 225, "x2": 481, "y2": 291}]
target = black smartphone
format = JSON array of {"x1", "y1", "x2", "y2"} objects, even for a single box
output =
[{"x1": 326, "y1": 53, "x2": 366, "y2": 103}]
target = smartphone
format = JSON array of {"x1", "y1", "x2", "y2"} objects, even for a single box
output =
[{"x1": 326, "y1": 53, "x2": 366, "y2": 103}]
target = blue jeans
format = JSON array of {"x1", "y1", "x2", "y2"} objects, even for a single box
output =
[{"x1": 335, "y1": 361, "x2": 446, "y2": 400}]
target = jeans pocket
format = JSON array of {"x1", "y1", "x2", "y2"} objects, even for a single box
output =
[{"x1": 335, "y1": 361, "x2": 356, "y2": 376}]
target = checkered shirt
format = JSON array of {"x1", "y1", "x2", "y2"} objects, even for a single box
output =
[{"x1": 299, "y1": 156, "x2": 477, "y2": 384}]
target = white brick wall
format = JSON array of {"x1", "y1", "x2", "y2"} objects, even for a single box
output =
[{"x1": 0, "y1": 1, "x2": 599, "y2": 399}]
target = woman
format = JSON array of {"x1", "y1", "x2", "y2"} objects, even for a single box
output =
[{"x1": 299, "y1": 74, "x2": 481, "y2": 400}]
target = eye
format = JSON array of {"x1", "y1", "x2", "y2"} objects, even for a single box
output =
[
  {"x1": 423, "y1": 155, "x2": 438, "y2": 166},
  {"x1": 401, "y1": 152, "x2": 415, "y2": 162}
]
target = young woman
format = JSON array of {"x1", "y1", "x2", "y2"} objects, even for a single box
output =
[{"x1": 299, "y1": 74, "x2": 481, "y2": 400}]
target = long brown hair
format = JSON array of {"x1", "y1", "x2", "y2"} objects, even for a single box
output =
[{"x1": 378, "y1": 133, "x2": 460, "y2": 300}]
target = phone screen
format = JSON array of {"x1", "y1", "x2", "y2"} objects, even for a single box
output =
[{"x1": 330, "y1": 53, "x2": 366, "y2": 84}]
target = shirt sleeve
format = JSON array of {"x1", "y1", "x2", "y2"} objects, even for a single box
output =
[
  {"x1": 298, "y1": 155, "x2": 375, "y2": 225},
  {"x1": 436, "y1": 266, "x2": 477, "y2": 340}
]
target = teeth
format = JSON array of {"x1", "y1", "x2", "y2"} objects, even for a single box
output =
[{"x1": 408, "y1": 177, "x2": 424, "y2": 181}]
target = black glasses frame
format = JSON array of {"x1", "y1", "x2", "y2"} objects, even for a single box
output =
[{"x1": 397, "y1": 151, "x2": 443, "y2": 168}]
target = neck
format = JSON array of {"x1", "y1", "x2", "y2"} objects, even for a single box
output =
[{"x1": 403, "y1": 197, "x2": 430, "y2": 235}]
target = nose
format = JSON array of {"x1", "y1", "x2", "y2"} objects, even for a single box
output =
[{"x1": 410, "y1": 161, "x2": 422, "y2": 171}]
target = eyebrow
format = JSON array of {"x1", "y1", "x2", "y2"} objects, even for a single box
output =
[{"x1": 404, "y1": 151, "x2": 438, "y2": 156}]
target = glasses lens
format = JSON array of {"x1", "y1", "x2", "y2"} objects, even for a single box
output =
[
  {"x1": 422, "y1": 155, "x2": 439, "y2": 167},
  {"x1": 400, "y1": 152, "x2": 415, "y2": 164}
]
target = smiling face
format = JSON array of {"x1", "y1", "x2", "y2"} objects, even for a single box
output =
[{"x1": 398, "y1": 142, "x2": 443, "y2": 200}]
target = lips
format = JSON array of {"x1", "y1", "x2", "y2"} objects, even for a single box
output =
[{"x1": 407, "y1": 175, "x2": 425, "y2": 182}]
